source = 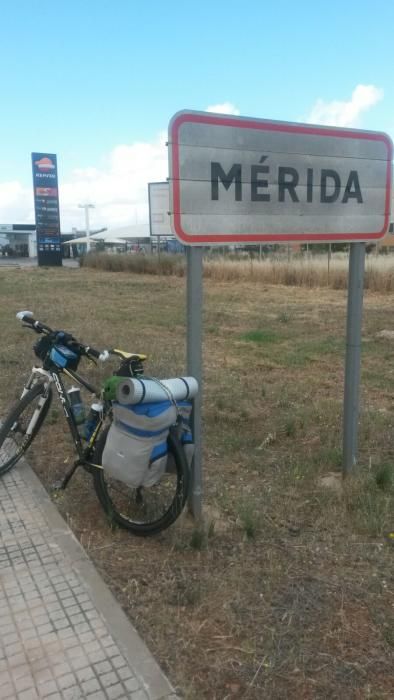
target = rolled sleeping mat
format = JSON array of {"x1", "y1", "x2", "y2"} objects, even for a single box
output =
[
  {"x1": 116, "y1": 376, "x2": 199, "y2": 405},
  {"x1": 102, "y1": 375, "x2": 125, "y2": 401}
]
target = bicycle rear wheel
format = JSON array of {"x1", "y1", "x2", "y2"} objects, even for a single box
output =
[
  {"x1": 93, "y1": 427, "x2": 190, "y2": 536},
  {"x1": 0, "y1": 383, "x2": 52, "y2": 477}
]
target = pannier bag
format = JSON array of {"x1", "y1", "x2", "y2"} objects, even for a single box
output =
[{"x1": 102, "y1": 400, "x2": 178, "y2": 488}]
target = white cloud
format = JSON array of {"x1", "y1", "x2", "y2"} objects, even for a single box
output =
[
  {"x1": 0, "y1": 133, "x2": 168, "y2": 231},
  {"x1": 206, "y1": 102, "x2": 240, "y2": 115},
  {"x1": 306, "y1": 84, "x2": 383, "y2": 127},
  {"x1": 60, "y1": 132, "x2": 168, "y2": 229},
  {"x1": 0, "y1": 104, "x2": 240, "y2": 230},
  {"x1": 0, "y1": 181, "x2": 34, "y2": 225}
]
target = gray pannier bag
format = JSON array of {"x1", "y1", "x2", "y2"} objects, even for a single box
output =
[{"x1": 102, "y1": 400, "x2": 177, "y2": 488}]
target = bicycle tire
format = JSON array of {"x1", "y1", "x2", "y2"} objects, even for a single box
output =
[
  {"x1": 93, "y1": 426, "x2": 190, "y2": 536},
  {"x1": 0, "y1": 383, "x2": 52, "y2": 477}
]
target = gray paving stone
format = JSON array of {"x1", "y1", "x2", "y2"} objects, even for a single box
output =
[
  {"x1": 0, "y1": 464, "x2": 178, "y2": 700},
  {"x1": 93, "y1": 660, "x2": 112, "y2": 676},
  {"x1": 124, "y1": 675, "x2": 140, "y2": 692},
  {"x1": 0, "y1": 682, "x2": 16, "y2": 699},
  {"x1": 87, "y1": 650, "x2": 107, "y2": 665},
  {"x1": 117, "y1": 665, "x2": 134, "y2": 681},
  {"x1": 76, "y1": 666, "x2": 95, "y2": 684},
  {"x1": 129, "y1": 691, "x2": 149, "y2": 700},
  {"x1": 37, "y1": 678, "x2": 58, "y2": 696},
  {"x1": 81, "y1": 677, "x2": 101, "y2": 694},
  {"x1": 57, "y1": 673, "x2": 76, "y2": 691},
  {"x1": 105, "y1": 684, "x2": 125, "y2": 700},
  {"x1": 18, "y1": 689, "x2": 39, "y2": 700}
]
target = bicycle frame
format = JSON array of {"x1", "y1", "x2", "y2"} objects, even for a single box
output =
[{"x1": 22, "y1": 364, "x2": 107, "y2": 468}]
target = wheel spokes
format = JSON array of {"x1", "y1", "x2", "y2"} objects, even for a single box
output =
[{"x1": 105, "y1": 474, "x2": 177, "y2": 524}]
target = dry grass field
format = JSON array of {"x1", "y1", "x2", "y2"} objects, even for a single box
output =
[
  {"x1": 0, "y1": 264, "x2": 393, "y2": 699},
  {"x1": 83, "y1": 250, "x2": 394, "y2": 292}
]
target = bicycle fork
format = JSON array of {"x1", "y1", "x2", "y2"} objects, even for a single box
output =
[{"x1": 12, "y1": 369, "x2": 52, "y2": 437}]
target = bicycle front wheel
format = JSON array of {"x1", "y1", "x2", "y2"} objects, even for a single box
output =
[
  {"x1": 93, "y1": 427, "x2": 190, "y2": 536},
  {"x1": 0, "y1": 383, "x2": 52, "y2": 477}
]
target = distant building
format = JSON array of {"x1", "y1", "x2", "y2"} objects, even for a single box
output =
[
  {"x1": 0, "y1": 225, "x2": 36, "y2": 257},
  {"x1": 0, "y1": 226, "x2": 105, "y2": 259}
]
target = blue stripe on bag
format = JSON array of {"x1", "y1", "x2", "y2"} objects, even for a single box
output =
[
  {"x1": 150, "y1": 441, "x2": 168, "y2": 463},
  {"x1": 116, "y1": 420, "x2": 169, "y2": 439},
  {"x1": 113, "y1": 400, "x2": 174, "y2": 418}
]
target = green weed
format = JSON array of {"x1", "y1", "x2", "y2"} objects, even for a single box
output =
[
  {"x1": 189, "y1": 527, "x2": 207, "y2": 550},
  {"x1": 240, "y1": 329, "x2": 279, "y2": 344},
  {"x1": 47, "y1": 408, "x2": 60, "y2": 425},
  {"x1": 375, "y1": 464, "x2": 394, "y2": 492},
  {"x1": 237, "y1": 499, "x2": 261, "y2": 540},
  {"x1": 285, "y1": 417, "x2": 297, "y2": 438},
  {"x1": 345, "y1": 474, "x2": 393, "y2": 536}
]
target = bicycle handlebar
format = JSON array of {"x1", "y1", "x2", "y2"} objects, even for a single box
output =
[
  {"x1": 16, "y1": 311, "x2": 110, "y2": 362},
  {"x1": 16, "y1": 311, "x2": 51, "y2": 333}
]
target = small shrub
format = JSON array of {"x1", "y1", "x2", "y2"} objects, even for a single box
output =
[
  {"x1": 207, "y1": 519, "x2": 216, "y2": 539},
  {"x1": 345, "y1": 474, "x2": 393, "y2": 536},
  {"x1": 81, "y1": 252, "x2": 186, "y2": 277},
  {"x1": 237, "y1": 500, "x2": 261, "y2": 540},
  {"x1": 375, "y1": 464, "x2": 394, "y2": 492},
  {"x1": 189, "y1": 527, "x2": 207, "y2": 550},
  {"x1": 285, "y1": 417, "x2": 296, "y2": 438}
]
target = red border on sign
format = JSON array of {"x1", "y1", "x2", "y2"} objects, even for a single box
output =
[{"x1": 170, "y1": 112, "x2": 393, "y2": 244}]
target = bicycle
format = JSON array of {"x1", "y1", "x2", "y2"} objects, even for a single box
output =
[{"x1": 0, "y1": 311, "x2": 190, "y2": 536}]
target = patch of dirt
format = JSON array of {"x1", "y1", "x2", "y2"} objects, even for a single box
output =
[
  {"x1": 318, "y1": 472, "x2": 343, "y2": 494},
  {"x1": 376, "y1": 330, "x2": 394, "y2": 340}
]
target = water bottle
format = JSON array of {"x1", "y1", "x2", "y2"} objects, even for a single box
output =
[
  {"x1": 84, "y1": 402, "x2": 103, "y2": 441},
  {"x1": 67, "y1": 387, "x2": 85, "y2": 430}
]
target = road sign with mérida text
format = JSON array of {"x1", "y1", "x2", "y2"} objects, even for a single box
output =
[{"x1": 168, "y1": 110, "x2": 392, "y2": 245}]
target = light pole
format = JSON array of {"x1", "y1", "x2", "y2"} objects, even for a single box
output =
[{"x1": 78, "y1": 203, "x2": 95, "y2": 253}]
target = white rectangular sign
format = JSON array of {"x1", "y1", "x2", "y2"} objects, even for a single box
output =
[
  {"x1": 168, "y1": 111, "x2": 392, "y2": 245},
  {"x1": 148, "y1": 182, "x2": 173, "y2": 237}
]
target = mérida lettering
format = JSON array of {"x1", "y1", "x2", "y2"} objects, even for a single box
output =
[{"x1": 211, "y1": 160, "x2": 363, "y2": 204}]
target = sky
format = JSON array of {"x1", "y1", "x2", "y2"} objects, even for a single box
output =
[{"x1": 0, "y1": 0, "x2": 393, "y2": 232}]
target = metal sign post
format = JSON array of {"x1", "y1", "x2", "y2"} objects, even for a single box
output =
[
  {"x1": 343, "y1": 243, "x2": 366, "y2": 474},
  {"x1": 186, "y1": 246, "x2": 203, "y2": 518}
]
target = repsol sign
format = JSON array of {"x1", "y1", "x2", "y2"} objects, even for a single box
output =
[{"x1": 211, "y1": 160, "x2": 363, "y2": 204}]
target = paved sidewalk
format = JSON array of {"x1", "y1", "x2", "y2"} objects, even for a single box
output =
[{"x1": 0, "y1": 462, "x2": 178, "y2": 700}]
